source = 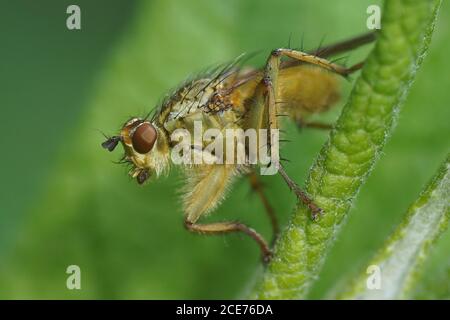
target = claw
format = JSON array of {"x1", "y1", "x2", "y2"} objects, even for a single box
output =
[
  {"x1": 262, "y1": 249, "x2": 273, "y2": 264},
  {"x1": 292, "y1": 188, "x2": 323, "y2": 221},
  {"x1": 309, "y1": 204, "x2": 323, "y2": 221}
]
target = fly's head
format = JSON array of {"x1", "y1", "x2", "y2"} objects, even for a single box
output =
[{"x1": 102, "y1": 117, "x2": 170, "y2": 185}]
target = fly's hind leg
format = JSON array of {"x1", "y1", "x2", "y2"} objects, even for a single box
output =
[
  {"x1": 294, "y1": 60, "x2": 366, "y2": 131},
  {"x1": 262, "y1": 49, "x2": 355, "y2": 219},
  {"x1": 280, "y1": 48, "x2": 374, "y2": 130},
  {"x1": 262, "y1": 48, "x2": 355, "y2": 141}
]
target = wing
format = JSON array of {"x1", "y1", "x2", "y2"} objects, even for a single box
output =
[
  {"x1": 151, "y1": 53, "x2": 257, "y2": 123},
  {"x1": 226, "y1": 32, "x2": 376, "y2": 119},
  {"x1": 226, "y1": 31, "x2": 377, "y2": 97}
]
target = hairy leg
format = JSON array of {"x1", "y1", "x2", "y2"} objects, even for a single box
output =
[
  {"x1": 247, "y1": 169, "x2": 279, "y2": 241},
  {"x1": 262, "y1": 48, "x2": 355, "y2": 218},
  {"x1": 296, "y1": 119, "x2": 333, "y2": 130},
  {"x1": 185, "y1": 219, "x2": 272, "y2": 263},
  {"x1": 183, "y1": 165, "x2": 272, "y2": 262}
]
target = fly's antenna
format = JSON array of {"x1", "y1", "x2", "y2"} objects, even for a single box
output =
[
  {"x1": 94, "y1": 128, "x2": 122, "y2": 152},
  {"x1": 93, "y1": 128, "x2": 110, "y2": 140}
]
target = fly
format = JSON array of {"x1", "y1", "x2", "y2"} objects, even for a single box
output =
[{"x1": 101, "y1": 32, "x2": 376, "y2": 262}]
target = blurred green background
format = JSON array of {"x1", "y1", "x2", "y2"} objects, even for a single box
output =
[{"x1": 0, "y1": 0, "x2": 448, "y2": 299}]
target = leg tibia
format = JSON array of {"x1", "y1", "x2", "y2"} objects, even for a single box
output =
[{"x1": 184, "y1": 220, "x2": 272, "y2": 262}]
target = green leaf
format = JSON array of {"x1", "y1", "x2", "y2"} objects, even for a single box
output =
[
  {"x1": 251, "y1": 0, "x2": 442, "y2": 299},
  {"x1": 336, "y1": 154, "x2": 449, "y2": 299}
]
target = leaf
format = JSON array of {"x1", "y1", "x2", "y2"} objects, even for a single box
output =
[
  {"x1": 336, "y1": 154, "x2": 449, "y2": 299},
  {"x1": 251, "y1": 0, "x2": 443, "y2": 299}
]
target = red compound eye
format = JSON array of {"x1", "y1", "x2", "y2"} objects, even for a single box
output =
[{"x1": 131, "y1": 122, "x2": 157, "y2": 154}]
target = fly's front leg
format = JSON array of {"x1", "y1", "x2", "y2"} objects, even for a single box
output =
[
  {"x1": 262, "y1": 48, "x2": 353, "y2": 219},
  {"x1": 182, "y1": 165, "x2": 272, "y2": 263},
  {"x1": 184, "y1": 219, "x2": 272, "y2": 263}
]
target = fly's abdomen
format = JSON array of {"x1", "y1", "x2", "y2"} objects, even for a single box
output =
[{"x1": 277, "y1": 65, "x2": 340, "y2": 121}]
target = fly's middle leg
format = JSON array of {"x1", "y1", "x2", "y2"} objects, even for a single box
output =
[
  {"x1": 261, "y1": 48, "x2": 355, "y2": 219},
  {"x1": 183, "y1": 165, "x2": 272, "y2": 262},
  {"x1": 296, "y1": 119, "x2": 333, "y2": 131}
]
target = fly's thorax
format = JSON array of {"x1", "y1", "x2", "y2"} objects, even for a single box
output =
[
  {"x1": 165, "y1": 79, "x2": 218, "y2": 121},
  {"x1": 158, "y1": 77, "x2": 243, "y2": 151},
  {"x1": 150, "y1": 74, "x2": 273, "y2": 167},
  {"x1": 164, "y1": 108, "x2": 238, "y2": 136}
]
